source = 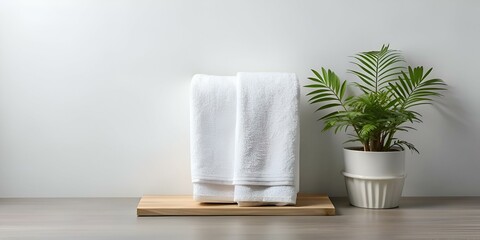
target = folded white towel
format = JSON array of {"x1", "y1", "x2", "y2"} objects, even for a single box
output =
[
  {"x1": 234, "y1": 185, "x2": 297, "y2": 206},
  {"x1": 193, "y1": 183, "x2": 235, "y2": 203},
  {"x1": 233, "y1": 72, "x2": 300, "y2": 205},
  {"x1": 190, "y1": 74, "x2": 236, "y2": 202}
]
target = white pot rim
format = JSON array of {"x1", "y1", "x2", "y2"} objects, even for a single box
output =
[
  {"x1": 344, "y1": 146, "x2": 404, "y2": 153},
  {"x1": 342, "y1": 171, "x2": 406, "y2": 180}
]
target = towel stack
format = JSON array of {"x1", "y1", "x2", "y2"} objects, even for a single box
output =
[{"x1": 190, "y1": 72, "x2": 300, "y2": 206}]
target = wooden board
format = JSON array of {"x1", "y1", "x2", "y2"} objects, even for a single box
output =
[{"x1": 137, "y1": 194, "x2": 335, "y2": 216}]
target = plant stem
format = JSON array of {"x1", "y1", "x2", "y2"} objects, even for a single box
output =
[
  {"x1": 375, "y1": 55, "x2": 379, "y2": 93},
  {"x1": 384, "y1": 129, "x2": 396, "y2": 150},
  {"x1": 380, "y1": 132, "x2": 387, "y2": 150}
]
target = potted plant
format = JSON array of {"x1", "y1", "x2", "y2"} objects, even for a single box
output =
[{"x1": 305, "y1": 45, "x2": 446, "y2": 208}]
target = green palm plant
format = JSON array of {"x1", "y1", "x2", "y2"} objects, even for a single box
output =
[{"x1": 305, "y1": 45, "x2": 446, "y2": 152}]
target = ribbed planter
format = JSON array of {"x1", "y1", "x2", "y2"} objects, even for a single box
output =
[{"x1": 343, "y1": 147, "x2": 406, "y2": 209}]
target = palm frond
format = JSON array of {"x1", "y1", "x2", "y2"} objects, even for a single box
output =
[
  {"x1": 305, "y1": 68, "x2": 349, "y2": 123},
  {"x1": 391, "y1": 140, "x2": 419, "y2": 154},
  {"x1": 359, "y1": 124, "x2": 377, "y2": 139},
  {"x1": 348, "y1": 44, "x2": 404, "y2": 93},
  {"x1": 389, "y1": 66, "x2": 446, "y2": 110}
]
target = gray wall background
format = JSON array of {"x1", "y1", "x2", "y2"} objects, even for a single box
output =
[{"x1": 1, "y1": 0, "x2": 479, "y2": 197}]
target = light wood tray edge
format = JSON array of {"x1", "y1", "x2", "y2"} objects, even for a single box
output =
[{"x1": 137, "y1": 194, "x2": 335, "y2": 216}]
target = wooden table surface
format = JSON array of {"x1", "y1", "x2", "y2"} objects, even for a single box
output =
[{"x1": 1, "y1": 197, "x2": 479, "y2": 239}]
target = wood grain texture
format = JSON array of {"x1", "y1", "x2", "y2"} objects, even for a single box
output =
[
  {"x1": 137, "y1": 195, "x2": 335, "y2": 216},
  {"x1": 1, "y1": 197, "x2": 480, "y2": 239}
]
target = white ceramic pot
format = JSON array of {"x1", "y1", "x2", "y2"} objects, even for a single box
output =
[{"x1": 343, "y1": 147, "x2": 406, "y2": 209}]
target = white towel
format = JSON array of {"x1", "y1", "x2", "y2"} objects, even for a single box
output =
[
  {"x1": 190, "y1": 74, "x2": 236, "y2": 202},
  {"x1": 192, "y1": 183, "x2": 235, "y2": 203},
  {"x1": 234, "y1": 185, "x2": 297, "y2": 206},
  {"x1": 233, "y1": 72, "x2": 300, "y2": 205}
]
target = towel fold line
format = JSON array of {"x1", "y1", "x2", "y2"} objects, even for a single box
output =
[
  {"x1": 192, "y1": 179, "x2": 234, "y2": 185},
  {"x1": 233, "y1": 180, "x2": 294, "y2": 186}
]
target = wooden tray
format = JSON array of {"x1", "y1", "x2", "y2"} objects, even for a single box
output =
[{"x1": 137, "y1": 194, "x2": 335, "y2": 216}]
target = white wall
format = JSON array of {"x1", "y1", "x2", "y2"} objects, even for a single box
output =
[{"x1": 1, "y1": 0, "x2": 479, "y2": 197}]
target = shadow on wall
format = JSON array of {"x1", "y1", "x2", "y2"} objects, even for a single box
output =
[{"x1": 404, "y1": 84, "x2": 480, "y2": 196}]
